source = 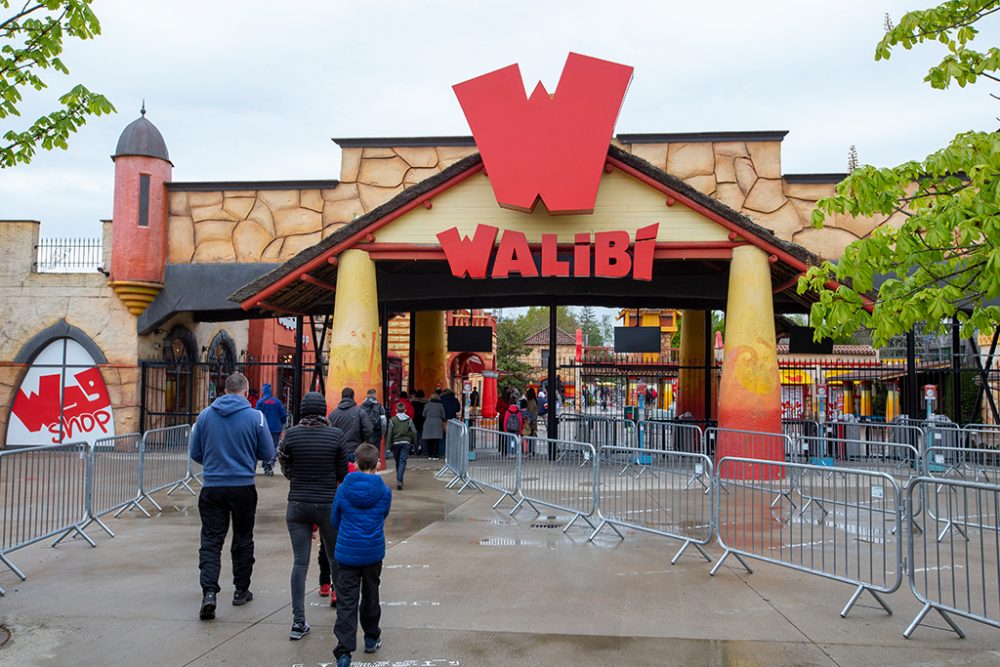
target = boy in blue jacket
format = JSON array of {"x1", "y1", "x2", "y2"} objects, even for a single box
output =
[
  {"x1": 254, "y1": 383, "x2": 286, "y2": 475},
  {"x1": 330, "y1": 443, "x2": 391, "y2": 666}
]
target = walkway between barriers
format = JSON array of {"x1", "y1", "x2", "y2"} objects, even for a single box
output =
[{"x1": 3, "y1": 457, "x2": 999, "y2": 666}]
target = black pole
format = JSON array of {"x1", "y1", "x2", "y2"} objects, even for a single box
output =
[
  {"x1": 292, "y1": 315, "x2": 304, "y2": 423},
  {"x1": 548, "y1": 299, "x2": 558, "y2": 457},
  {"x1": 951, "y1": 319, "x2": 962, "y2": 423},
  {"x1": 906, "y1": 330, "x2": 918, "y2": 419},
  {"x1": 703, "y1": 310, "x2": 713, "y2": 423},
  {"x1": 139, "y1": 361, "x2": 147, "y2": 433},
  {"x1": 407, "y1": 311, "x2": 416, "y2": 394},
  {"x1": 381, "y1": 301, "x2": 391, "y2": 411}
]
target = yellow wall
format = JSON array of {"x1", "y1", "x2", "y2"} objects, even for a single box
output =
[{"x1": 374, "y1": 170, "x2": 731, "y2": 244}]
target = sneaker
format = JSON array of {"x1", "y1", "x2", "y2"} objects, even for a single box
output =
[
  {"x1": 335, "y1": 655, "x2": 351, "y2": 667},
  {"x1": 263, "y1": 464, "x2": 274, "y2": 477},
  {"x1": 199, "y1": 591, "x2": 217, "y2": 620},
  {"x1": 319, "y1": 584, "x2": 331, "y2": 597},
  {"x1": 232, "y1": 589, "x2": 253, "y2": 606},
  {"x1": 364, "y1": 637, "x2": 381, "y2": 654},
  {"x1": 289, "y1": 622, "x2": 310, "y2": 640},
  {"x1": 396, "y1": 481, "x2": 403, "y2": 490}
]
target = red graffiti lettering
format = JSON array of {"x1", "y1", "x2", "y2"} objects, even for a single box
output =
[{"x1": 12, "y1": 367, "x2": 111, "y2": 437}]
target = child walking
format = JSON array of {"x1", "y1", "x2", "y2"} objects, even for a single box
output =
[{"x1": 330, "y1": 443, "x2": 392, "y2": 666}]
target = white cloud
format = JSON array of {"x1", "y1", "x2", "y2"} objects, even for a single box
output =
[{"x1": 2, "y1": 0, "x2": 996, "y2": 237}]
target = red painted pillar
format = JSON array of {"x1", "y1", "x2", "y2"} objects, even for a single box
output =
[{"x1": 481, "y1": 370, "x2": 498, "y2": 420}]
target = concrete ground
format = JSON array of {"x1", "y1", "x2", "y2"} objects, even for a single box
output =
[{"x1": 1, "y1": 459, "x2": 999, "y2": 667}]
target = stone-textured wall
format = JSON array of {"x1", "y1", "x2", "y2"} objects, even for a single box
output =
[
  {"x1": 0, "y1": 221, "x2": 141, "y2": 446},
  {"x1": 617, "y1": 139, "x2": 900, "y2": 260},
  {"x1": 169, "y1": 138, "x2": 899, "y2": 265},
  {"x1": 168, "y1": 144, "x2": 477, "y2": 265}
]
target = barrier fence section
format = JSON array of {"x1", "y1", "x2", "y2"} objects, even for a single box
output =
[
  {"x1": 905, "y1": 477, "x2": 1000, "y2": 638},
  {"x1": 558, "y1": 414, "x2": 635, "y2": 454},
  {"x1": 462, "y1": 427, "x2": 519, "y2": 507},
  {"x1": 140, "y1": 424, "x2": 194, "y2": 510},
  {"x1": 439, "y1": 419, "x2": 468, "y2": 488},
  {"x1": 0, "y1": 441, "x2": 94, "y2": 595},
  {"x1": 925, "y1": 445, "x2": 1000, "y2": 487},
  {"x1": 513, "y1": 436, "x2": 598, "y2": 532},
  {"x1": 712, "y1": 456, "x2": 903, "y2": 618},
  {"x1": 82, "y1": 433, "x2": 147, "y2": 538},
  {"x1": 591, "y1": 447, "x2": 715, "y2": 563},
  {"x1": 641, "y1": 421, "x2": 705, "y2": 456}
]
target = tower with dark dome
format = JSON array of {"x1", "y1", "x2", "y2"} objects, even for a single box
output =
[{"x1": 109, "y1": 105, "x2": 173, "y2": 316}]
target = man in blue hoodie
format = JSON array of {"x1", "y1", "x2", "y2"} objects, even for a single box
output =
[
  {"x1": 255, "y1": 382, "x2": 286, "y2": 476},
  {"x1": 189, "y1": 372, "x2": 275, "y2": 621}
]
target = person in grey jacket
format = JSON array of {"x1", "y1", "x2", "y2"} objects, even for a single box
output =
[
  {"x1": 421, "y1": 392, "x2": 446, "y2": 458},
  {"x1": 328, "y1": 387, "x2": 373, "y2": 462}
]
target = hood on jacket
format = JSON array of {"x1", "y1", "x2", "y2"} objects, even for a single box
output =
[
  {"x1": 261, "y1": 383, "x2": 273, "y2": 398},
  {"x1": 341, "y1": 472, "x2": 386, "y2": 509},
  {"x1": 393, "y1": 412, "x2": 410, "y2": 421},
  {"x1": 506, "y1": 404, "x2": 520, "y2": 414},
  {"x1": 212, "y1": 393, "x2": 252, "y2": 417},
  {"x1": 336, "y1": 398, "x2": 357, "y2": 411}
]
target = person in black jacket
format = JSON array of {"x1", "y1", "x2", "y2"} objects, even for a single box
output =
[
  {"x1": 328, "y1": 387, "x2": 373, "y2": 462},
  {"x1": 276, "y1": 392, "x2": 349, "y2": 641}
]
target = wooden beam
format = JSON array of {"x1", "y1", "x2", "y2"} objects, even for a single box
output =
[
  {"x1": 256, "y1": 300, "x2": 302, "y2": 316},
  {"x1": 301, "y1": 273, "x2": 337, "y2": 292}
]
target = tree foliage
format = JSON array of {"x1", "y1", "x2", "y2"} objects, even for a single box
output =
[
  {"x1": 1, "y1": 0, "x2": 114, "y2": 168},
  {"x1": 799, "y1": 1, "x2": 1000, "y2": 346}
]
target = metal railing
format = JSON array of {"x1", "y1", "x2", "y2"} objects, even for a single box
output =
[
  {"x1": 81, "y1": 433, "x2": 147, "y2": 538},
  {"x1": 140, "y1": 425, "x2": 195, "y2": 510},
  {"x1": 33, "y1": 237, "x2": 103, "y2": 272},
  {"x1": 461, "y1": 427, "x2": 520, "y2": 506},
  {"x1": 904, "y1": 477, "x2": 1000, "y2": 638},
  {"x1": 712, "y1": 456, "x2": 903, "y2": 618},
  {"x1": 439, "y1": 419, "x2": 468, "y2": 488},
  {"x1": 513, "y1": 436, "x2": 598, "y2": 532},
  {"x1": 590, "y1": 447, "x2": 714, "y2": 563},
  {"x1": 0, "y1": 441, "x2": 95, "y2": 595}
]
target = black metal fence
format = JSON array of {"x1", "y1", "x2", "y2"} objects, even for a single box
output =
[
  {"x1": 139, "y1": 354, "x2": 328, "y2": 432},
  {"x1": 34, "y1": 238, "x2": 103, "y2": 273}
]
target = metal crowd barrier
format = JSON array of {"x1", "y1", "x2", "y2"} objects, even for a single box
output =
[
  {"x1": 558, "y1": 414, "x2": 635, "y2": 455},
  {"x1": 438, "y1": 419, "x2": 468, "y2": 489},
  {"x1": 512, "y1": 436, "x2": 598, "y2": 532},
  {"x1": 712, "y1": 456, "x2": 902, "y2": 618},
  {"x1": 824, "y1": 421, "x2": 925, "y2": 455},
  {"x1": 140, "y1": 424, "x2": 194, "y2": 510},
  {"x1": 0, "y1": 441, "x2": 95, "y2": 595},
  {"x1": 641, "y1": 420, "x2": 704, "y2": 455},
  {"x1": 461, "y1": 427, "x2": 520, "y2": 507},
  {"x1": 80, "y1": 433, "x2": 147, "y2": 538},
  {"x1": 963, "y1": 423, "x2": 1000, "y2": 450},
  {"x1": 925, "y1": 445, "x2": 1000, "y2": 486},
  {"x1": 590, "y1": 447, "x2": 714, "y2": 563},
  {"x1": 904, "y1": 477, "x2": 1000, "y2": 638}
]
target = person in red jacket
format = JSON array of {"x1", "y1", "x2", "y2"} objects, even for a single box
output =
[{"x1": 397, "y1": 392, "x2": 415, "y2": 419}]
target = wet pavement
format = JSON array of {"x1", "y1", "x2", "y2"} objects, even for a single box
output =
[{"x1": 1, "y1": 458, "x2": 999, "y2": 666}]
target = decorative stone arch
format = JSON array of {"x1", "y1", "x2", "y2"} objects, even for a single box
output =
[
  {"x1": 162, "y1": 325, "x2": 197, "y2": 362},
  {"x1": 13, "y1": 319, "x2": 108, "y2": 365},
  {"x1": 206, "y1": 330, "x2": 237, "y2": 367}
]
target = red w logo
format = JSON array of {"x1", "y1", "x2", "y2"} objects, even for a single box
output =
[{"x1": 453, "y1": 53, "x2": 633, "y2": 215}]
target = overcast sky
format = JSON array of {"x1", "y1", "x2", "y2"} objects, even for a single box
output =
[{"x1": 2, "y1": 0, "x2": 997, "y2": 239}]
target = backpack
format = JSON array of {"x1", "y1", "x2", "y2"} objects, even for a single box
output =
[
  {"x1": 504, "y1": 409, "x2": 520, "y2": 433},
  {"x1": 362, "y1": 401, "x2": 383, "y2": 441}
]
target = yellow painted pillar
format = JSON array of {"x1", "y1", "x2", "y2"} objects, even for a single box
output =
[
  {"x1": 859, "y1": 381, "x2": 873, "y2": 417},
  {"x1": 842, "y1": 383, "x2": 855, "y2": 416},
  {"x1": 412, "y1": 311, "x2": 448, "y2": 395},
  {"x1": 885, "y1": 381, "x2": 899, "y2": 422},
  {"x1": 716, "y1": 246, "x2": 782, "y2": 477},
  {"x1": 677, "y1": 310, "x2": 707, "y2": 420},
  {"x1": 326, "y1": 250, "x2": 382, "y2": 406}
]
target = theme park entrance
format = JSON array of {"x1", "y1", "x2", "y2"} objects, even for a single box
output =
[{"x1": 228, "y1": 142, "x2": 824, "y2": 461}]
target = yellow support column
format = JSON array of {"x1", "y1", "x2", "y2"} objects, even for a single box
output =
[
  {"x1": 326, "y1": 250, "x2": 382, "y2": 406},
  {"x1": 717, "y1": 246, "x2": 782, "y2": 476},
  {"x1": 412, "y1": 311, "x2": 448, "y2": 395},
  {"x1": 677, "y1": 310, "x2": 707, "y2": 420}
]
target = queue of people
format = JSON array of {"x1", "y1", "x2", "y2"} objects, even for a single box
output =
[{"x1": 189, "y1": 374, "x2": 392, "y2": 667}]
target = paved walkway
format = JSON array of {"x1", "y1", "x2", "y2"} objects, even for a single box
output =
[{"x1": 1, "y1": 459, "x2": 999, "y2": 666}]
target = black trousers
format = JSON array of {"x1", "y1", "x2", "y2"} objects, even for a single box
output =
[
  {"x1": 198, "y1": 485, "x2": 258, "y2": 594},
  {"x1": 318, "y1": 535, "x2": 331, "y2": 586},
  {"x1": 334, "y1": 561, "x2": 382, "y2": 658}
]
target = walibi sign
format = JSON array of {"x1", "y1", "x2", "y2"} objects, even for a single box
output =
[{"x1": 437, "y1": 223, "x2": 657, "y2": 281}]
